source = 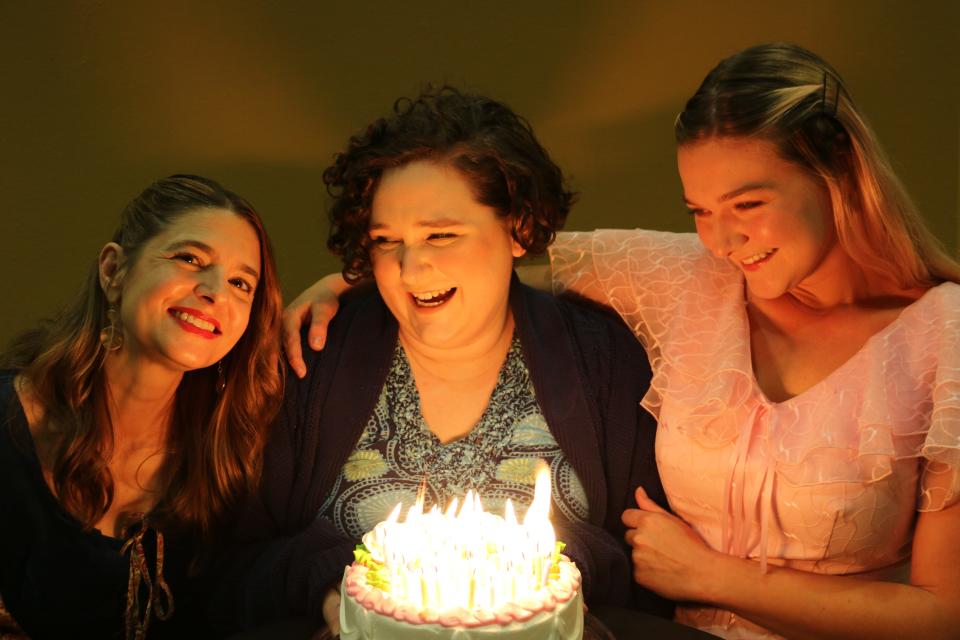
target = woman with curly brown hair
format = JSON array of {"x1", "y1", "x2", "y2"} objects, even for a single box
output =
[
  {"x1": 0, "y1": 175, "x2": 283, "y2": 638},
  {"x1": 215, "y1": 87, "x2": 668, "y2": 634}
]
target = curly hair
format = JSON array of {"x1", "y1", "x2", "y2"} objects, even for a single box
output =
[{"x1": 324, "y1": 86, "x2": 576, "y2": 282}]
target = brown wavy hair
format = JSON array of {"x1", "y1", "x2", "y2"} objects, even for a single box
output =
[
  {"x1": 324, "y1": 85, "x2": 576, "y2": 283},
  {"x1": 675, "y1": 42, "x2": 960, "y2": 288},
  {"x1": 3, "y1": 175, "x2": 284, "y2": 545}
]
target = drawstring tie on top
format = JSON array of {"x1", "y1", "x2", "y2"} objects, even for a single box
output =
[{"x1": 120, "y1": 516, "x2": 174, "y2": 640}]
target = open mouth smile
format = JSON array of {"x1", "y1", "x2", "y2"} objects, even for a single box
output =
[
  {"x1": 740, "y1": 248, "x2": 778, "y2": 270},
  {"x1": 169, "y1": 307, "x2": 221, "y2": 338},
  {"x1": 410, "y1": 287, "x2": 456, "y2": 308}
]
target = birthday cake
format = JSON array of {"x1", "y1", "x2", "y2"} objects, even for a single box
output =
[{"x1": 339, "y1": 474, "x2": 584, "y2": 639}]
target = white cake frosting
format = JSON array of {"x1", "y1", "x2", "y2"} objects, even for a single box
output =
[
  {"x1": 338, "y1": 477, "x2": 584, "y2": 639},
  {"x1": 339, "y1": 558, "x2": 583, "y2": 639}
]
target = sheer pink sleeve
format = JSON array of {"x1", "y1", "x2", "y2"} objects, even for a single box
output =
[
  {"x1": 548, "y1": 229, "x2": 720, "y2": 349},
  {"x1": 917, "y1": 284, "x2": 960, "y2": 511},
  {"x1": 549, "y1": 229, "x2": 745, "y2": 423}
]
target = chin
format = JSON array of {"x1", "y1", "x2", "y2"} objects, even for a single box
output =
[
  {"x1": 405, "y1": 319, "x2": 470, "y2": 347},
  {"x1": 745, "y1": 280, "x2": 788, "y2": 301},
  {"x1": 163, "y1": 350, "x2": 219, "y2": 373},
  {"x1": 410, "y1": 331, "x2": 457, "y2": 349}
]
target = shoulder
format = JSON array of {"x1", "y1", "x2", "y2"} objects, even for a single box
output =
[
  {"x1": 896, "y1": 282, "x2": 960, "y2": 347},
  {"x1": 1, "y1": 370, "x2": 43, "y2": 432},
  {"x1": 926, "y1": 281, "x2": 960, "y2": 310},
  {"x1": 517, "y1": 279, "x2": 639, "y2": 336},
  {"x1": 555, "y1": 227, "x2": 700, "y2": 247},
  {"x1": 917, "y1": 282, "x2": 960, "y2": 359},
  {"x1": 557, "y1": 228, "x2": 704, "y2": 259},
  {"x1": 516, "y1": 283, "x2": 649, "y2": 374},
  {"x1": 294, "y1": 284, "x2": 390, "y2": 372},
  {"x1": 0, "y1": 370, "x2": 42, "y2": 466},
  {"x1": 0, "y1": 369, "x2": 16, "y2": 405}
]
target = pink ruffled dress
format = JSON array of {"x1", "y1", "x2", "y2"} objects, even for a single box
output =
[{"x1": 549, "y1": 229, "x2": 960, "y2": 639}]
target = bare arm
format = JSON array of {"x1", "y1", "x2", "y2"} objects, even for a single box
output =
[{"x1": 624, "y1": 489, "x2": 960, "y2": 640}]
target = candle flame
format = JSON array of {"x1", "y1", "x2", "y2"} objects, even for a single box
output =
[
  {"x1": 360, "y1": 461, "x2": 560, "y2": 613},
  {"x1": 524, "y1": 464, "x2": 552, "y2": 525},
  {"x1": 504, "y1": 499, "x2": 517, "y2": 526},
  {"x1": 386, "y1": 502, "x2": 402, "y2": 524},
  {"x1": 445, "y1": 497, "x2": 459, "y2": 518}
]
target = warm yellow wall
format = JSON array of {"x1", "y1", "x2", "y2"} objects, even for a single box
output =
[{"x1": 1, "y1": 1, "x2": 957, "y2": 345}]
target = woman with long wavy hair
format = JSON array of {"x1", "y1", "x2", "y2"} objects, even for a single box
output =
[{"x1": 0, "y1": 174, "x2": 283, "y2": 638}]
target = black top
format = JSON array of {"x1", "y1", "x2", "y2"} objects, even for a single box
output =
[
  {"x1": 0, "y1": 370, "x2": 209, "y2": 639},
  {"x1": 211, "y1": 277, "x2": 672, "y2": 632}
]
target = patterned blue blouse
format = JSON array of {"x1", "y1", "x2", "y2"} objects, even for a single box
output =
[{"x1": 317, "y1": 335, "x2": 589, "y2": 539}]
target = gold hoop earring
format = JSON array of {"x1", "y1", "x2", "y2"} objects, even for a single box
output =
[{"x1": 99, "y1": 305, "x2": 124, "y2": 352}]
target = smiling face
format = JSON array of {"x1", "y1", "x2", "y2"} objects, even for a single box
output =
[
  {"x1": 106, "y1": 207, "x2": 261, "y2": 372},
  {"x1": 678, "y1": 136, "x2": 840, "y2": 300},
  {"x1": 368, "y1": 161, "x2": 525, "y2": 350}
]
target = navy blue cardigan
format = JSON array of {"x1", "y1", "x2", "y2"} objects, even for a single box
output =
[{"x1": 213, "y1": 277, "x2": 671, "y2": 631}]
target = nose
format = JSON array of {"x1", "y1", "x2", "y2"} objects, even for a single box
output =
[
  {"x1": 705, "y1": 212, "x2": 748, "y2": 259},
  {"x1": 194, "y1": 268, "x2": 226, "y2": 304},
  {"x1": 398, "y1": 244, "x2": 432, "y2": 286}
]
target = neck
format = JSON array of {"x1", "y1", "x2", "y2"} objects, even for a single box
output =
[
  {"x1": 775, "y1": 243, "x2": 892, "y2": 312},
  {"x1": 399, "y1": 311, "x2": 516, "y2": 383},
  {"x1": 101, "y1": 350, "x2": 182, "y2": 450}
]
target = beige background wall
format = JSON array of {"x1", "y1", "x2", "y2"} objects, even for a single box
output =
[{"x1": 1, "y1": 1, "x2": 957, "y2": 345}]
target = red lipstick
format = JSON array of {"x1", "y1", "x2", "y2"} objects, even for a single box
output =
[{"x1": 169, "y1": 307, "x2": 221, "y2": 339}]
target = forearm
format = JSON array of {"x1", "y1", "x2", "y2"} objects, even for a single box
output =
[
  {"x1": 697, "y1": 553, "x2": 958, "y2": 640},
  {"x1": 321, "y1": 272, "x2": 352, "y2": 298}
]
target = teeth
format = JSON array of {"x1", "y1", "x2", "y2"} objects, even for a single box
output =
[
  {"x1": 411, "y1": 288, "x2": 453, "y2": 300},
  {"x1": 742, "y1": 249, "x2": 776, "y2": 265},
  {"x1": 174, "y1": 310, "x2": 216, "y2": 332},
  {"x1": 411, "y1": 287, "x2": 454, "y2": 307}
]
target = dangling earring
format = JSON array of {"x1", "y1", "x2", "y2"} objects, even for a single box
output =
[
  {"x1": 216, "y1": 360, "x2": 226, "y2": 393},
  {"x1": 99, "y1": 304, "x2": 123, "y2": 351}
]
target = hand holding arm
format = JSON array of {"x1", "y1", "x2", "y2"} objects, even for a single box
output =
[
  {"x1": 621, "y1": 487, "x2": 718, "y2": 602},
  {"x1": 624, "y1": 489, "x2": 960, "y2": 639}
]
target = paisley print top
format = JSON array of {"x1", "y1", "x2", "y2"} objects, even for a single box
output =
[{"x1": 318, "y1": 335, "x2": 589, "y2": 539}]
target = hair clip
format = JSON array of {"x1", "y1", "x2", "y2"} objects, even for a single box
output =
[{"x1": 822, "y1": 70, "x2": 840, "y2": 118}]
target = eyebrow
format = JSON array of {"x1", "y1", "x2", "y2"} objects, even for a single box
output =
[
  {"x1": 369, "y1": 218, "x2": 466, "y2": 231},
  {"x1": 165, "y1": 239, "x2": 260, "y2": 281},
  {"x1": 683, "y1": 182, "x2": 775, "y2": 206}
]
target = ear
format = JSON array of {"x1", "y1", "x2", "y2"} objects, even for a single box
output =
[
  {"x1": 98, "y1": 243, "x2": 126, "y2": 303},
  {"x1": 505, "y1": 215, "x2": 528, "y2": 259}
]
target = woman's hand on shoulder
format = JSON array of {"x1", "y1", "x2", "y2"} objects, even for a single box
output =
[{"x1": 282, "y1": 273, "x2": 351, "y2": 378}]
